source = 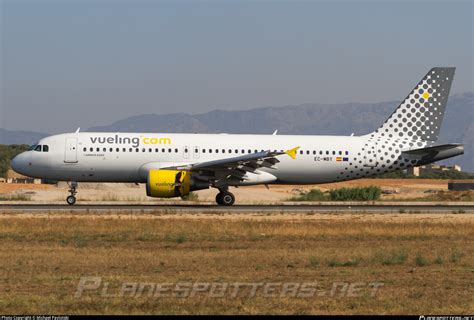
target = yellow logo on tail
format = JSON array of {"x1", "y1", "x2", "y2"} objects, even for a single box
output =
[{"x1": 285, "y1": 146, "x2": 300, "y2": 159}]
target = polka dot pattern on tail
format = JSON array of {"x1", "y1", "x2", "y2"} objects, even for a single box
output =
[{"x1": 373, "y1": 67, "x2": 455, "y2": 142}]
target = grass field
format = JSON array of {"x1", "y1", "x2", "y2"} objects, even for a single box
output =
[{"x1": 0, "y1": 211, "x2": 473, "y2": 314}]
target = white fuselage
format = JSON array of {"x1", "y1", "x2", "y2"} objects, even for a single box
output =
[{"x1": 12, "y1": 132, "x2": 385, "y2": 185}]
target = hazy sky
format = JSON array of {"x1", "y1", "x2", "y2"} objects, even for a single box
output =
[{"x1": 1, "y1": 0, "x2": 472, "y2": 133}]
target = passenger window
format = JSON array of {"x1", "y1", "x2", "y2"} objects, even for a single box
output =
[
  {"x1": 162, "y1": 148, "x2": 165, "y2": 152},
  {"x1": 299, "y1": 150, "x2": 303, "y2": 155},
  {"x1": 185, "y1": 148, "x2": 188, "y2": 153},
  {"x1": 306, "y1": 151, "x2": 310, "y2": 155},
  {"x1": 83, "y1": 147, "x2": 87, "y2": 152},
  {"x1": 42, "y1": 145, "x2": 49, "y2": 152},
  {"x1": 155, "y1": 148, "x2": 158, "y2": 152},
  {"x1": 110, "y1": 148, "x2": 113, "y2": 152},
  {"x1": 123, "y1": 148, "x2": 126, "y2": 152},
  {"x1": 345, "y1": 151, "x2": 349, "y2": 155},
  {"x1": 313, "y1": 150, "x2": 316, "y2": 155},
  {"x1": 326, "y1": 151, "x2": 329, "y2": 155},
  {"x1": 209, "y1": 149, "x2": 212, "y2": 153},
  {"x1": 168, "y1": 148, "x2": 172, "y2": 153},
  {"x1": 222, "y1": 149, "x2": 226, "y2": 153},
  {"x1": 129, "y1": 148, "x2": 133, "y2": 152},
  {"x1": 103, "y1": 148, "x2": 106, "y2": 152},
  {"x1": 339, "y1": 151, "x2": 342, "y2": 155},
  {"x1": 332, "y1": 151, "x2": 336, "y2": 155},
  {"x1": 136, "y1": 148, "x2": 139, "y2": 152},
  {"x1": 202, "y1": 149, "x2": 206, "y2": 153},
  {"x1": 175, "y1": 148, "x2": 178, "y2": 153},
  {"x1": 116, "y1": 148, "x2": 120, "y2": 152},
  {"x1": 216, "y1": 149, "x2": 219, "y2": 153},
  {"x1": 96, "y1": 148, "x2": 100, "y2": 152},
  {"x1": 142, "y1": 148, "x2": 146, "y2": 152},
  {"x1": 241, "y1": 149, "x2": 245, "y2": 154},
  {"x1": 320, "y1": 151, "x2": 323, "y2": 155},
  {"x1": 34, "y1": 145, "x2": 42, "y2": 152},
  {"x1": 90, "y1": 147, "x2": 94, "y2": 152}
]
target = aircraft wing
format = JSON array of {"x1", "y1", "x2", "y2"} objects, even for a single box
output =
[{"x1": 162, "y1": 146, "x2": 300, "y2": 183}]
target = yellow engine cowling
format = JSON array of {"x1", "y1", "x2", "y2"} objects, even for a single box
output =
[{"x1": 146, "y1": 169, "x2": 191, "y2": 198}]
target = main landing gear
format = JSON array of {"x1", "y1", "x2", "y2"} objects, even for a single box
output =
[
  {"x1": 67, "y1": 181, "x2": 78, "y2": 205},
  {"x1": 215, "y1": 189, "x2": 235, "y2": 206}
]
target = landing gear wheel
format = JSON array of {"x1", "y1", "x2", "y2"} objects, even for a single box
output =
[
  {"x1": 66, "y1": 195, "x2": 76, "y2": 205},
  {"x1": 216, "y1": 191, "x2": 235, "y2": 206},
  {"x1": 215, "y1": 193, "x2": 224, "y2": 205},
  {"x1": 66, "y1": 181, "x2": 78, "y2": 205}
]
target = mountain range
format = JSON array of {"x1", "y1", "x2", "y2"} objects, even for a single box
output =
[{"x1": 1, "y1": 92, "x2": 472, "y2": 171}]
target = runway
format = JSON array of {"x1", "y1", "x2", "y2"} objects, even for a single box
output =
[{"x1": 1, "y1": 203, "x2": 473, "y2": 213}]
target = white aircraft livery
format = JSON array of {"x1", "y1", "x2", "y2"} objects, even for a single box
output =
[{"x1": 11, "y1": 67, "x2": 464, "y2": 205}]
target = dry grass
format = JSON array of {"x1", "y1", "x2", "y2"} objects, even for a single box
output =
[
  {"x1": 0, "y1": 212, "x2": 473, "y2": 314},
  {"x1": 0, "y1": 193, "x2": 32, "y2": 201},
  {"x1": 418, "y1": 191, "x2": 474, "y2": 202}
]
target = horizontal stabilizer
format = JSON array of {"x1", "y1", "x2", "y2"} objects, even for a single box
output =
[{"x1": 402, "y1": 144, "x2": 464, "y2": 162}]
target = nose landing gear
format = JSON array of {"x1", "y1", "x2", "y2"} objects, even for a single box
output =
[{"x1": 66, "y1": 181, "x2": 78, "y2": 205}]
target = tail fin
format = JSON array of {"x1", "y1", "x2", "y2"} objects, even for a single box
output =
[{"x1": 372, "y1": 67, "x2": 455, "y2": 142}]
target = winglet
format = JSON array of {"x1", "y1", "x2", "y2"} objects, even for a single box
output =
[{"x1": 285, "y1": 146, "x2": 300, "y2": 159}]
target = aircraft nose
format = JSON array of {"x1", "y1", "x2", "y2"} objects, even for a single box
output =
[{"x1": 11, "y1": 152, "x2": 28, "y2": 175}]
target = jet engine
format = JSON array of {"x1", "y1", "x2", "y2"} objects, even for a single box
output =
[{"x1": 146, "y1": 169, "x2": 191, "y2": 198}]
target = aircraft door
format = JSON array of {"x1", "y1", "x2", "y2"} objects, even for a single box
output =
[{"x1": 64, "y1": 137, "x2": 78, "y2": 163}]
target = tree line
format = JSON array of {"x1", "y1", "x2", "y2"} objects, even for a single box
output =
[{"x1": 0, "y1": 144, "x2": 29, "y2": 178}]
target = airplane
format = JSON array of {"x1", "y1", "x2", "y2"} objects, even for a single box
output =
[{"x1": 11, "y1": 67, "x2": 464, "y2": 206}]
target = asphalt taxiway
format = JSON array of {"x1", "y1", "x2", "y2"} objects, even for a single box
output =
[{"x1": 1, "y1": 203, "x2": 473, "y2": 213}]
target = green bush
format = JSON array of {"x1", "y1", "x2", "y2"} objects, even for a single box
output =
[
  {"x1": 329, "y1": 186, "x2": 381, "y2": 201},
  {"x1": 415, "y1": 253, "x2": 429, "y2": 266},
  {"x1": 290, "y1": 186, "x2": 382, "y2": 201},
  {"x1": 0, "y1": 193, "x2": 32, "y2": 201},
  {"x1": 373, "y1": 249, "x2": 408, "y2": 266}
]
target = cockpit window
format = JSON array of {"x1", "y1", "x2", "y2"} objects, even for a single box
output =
[
  {"x1": 34, "y1": 145, "x2": 42, "y2": 152},
  {"x1": 28, "y1": 144, "x2": 38, "y2": 151},
  {"x1": 43, "y1": 145, "x2": 49, "y2": 152}
]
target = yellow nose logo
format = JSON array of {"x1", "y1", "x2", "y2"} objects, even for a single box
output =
[{"x1": 422, "y1": 92, "x2": 430, "y2": 100}]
